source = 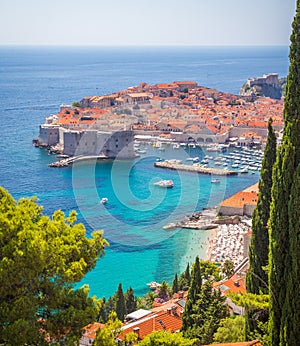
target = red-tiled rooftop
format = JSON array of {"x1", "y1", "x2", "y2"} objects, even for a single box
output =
[
  {"x1": 220, "y1": 191, "x2": 258, "y2": 208},
  {"x1": 213, "y1": 273, "x2": 247, "y2": 295}
]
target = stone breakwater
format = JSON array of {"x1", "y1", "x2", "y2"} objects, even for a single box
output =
[
  {"x1": 48, "y1": 155, "x2": 109, "y2": 167},
  {"x1": 154, "y1": 161, "x2": 238, "y2": 176},
  {"x1": 163, "y1": 208, "x2": 219, "y2": 230}
]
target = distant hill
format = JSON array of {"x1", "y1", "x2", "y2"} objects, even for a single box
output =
[{"x1": 240, "y1": 73, "x2": 286, "y2": 100}]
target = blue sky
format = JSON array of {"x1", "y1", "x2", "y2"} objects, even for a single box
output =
[{"x1": 0, "y1": 0, "x2": 296, "y2": 46}]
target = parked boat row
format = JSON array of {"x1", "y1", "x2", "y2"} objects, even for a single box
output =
[{"x1": 154, "y1": 161, "x2": 238, "y2": 176}]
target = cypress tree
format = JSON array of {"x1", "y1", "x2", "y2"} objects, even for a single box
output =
[
  {"x1": 181, "y1": 256, "x2": 202, "y2": 332},
  {"x1": 282, "y1": 166, "x2": 300, "y2": 344},
  {"x1": 178, "y1": 262, "x2": 190, "y2": 290},
  {"x1": 115, "y1": 283, "x2": 126, "y2": 322},
  {"x1": 189, "y1": 281, "x2": 228, "y2": 344},
  {"x1": 269, "y1": 2, "x2": 300, "y2": 344},
  {"x1": 185, "y1": 262, "x2": 191, "y2": 285},
  {"x1": 247, "y1": 118, "x2": 276, "y2": 295},
  {"x1": 172, "y1": 273, "x2": 179, "y2": 294},
  {"x1": 124, "y1": 286, "x2": 136, "y2": 315}
]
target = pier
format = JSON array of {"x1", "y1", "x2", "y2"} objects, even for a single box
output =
[
  {"x1": 154, "y1": 161, "x2": 238, "y2": 176},
  {"x1": 48, "y1": 154, "x2": 108, "y2": 167}
]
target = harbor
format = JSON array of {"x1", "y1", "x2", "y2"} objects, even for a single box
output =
[{"x1": 154, "y1": 160, "x2": 238, "y2": 176}]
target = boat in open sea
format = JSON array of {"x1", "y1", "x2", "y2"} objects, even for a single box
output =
[
  {"x1": 153, "y1": 179, "x2": 174, "y2": 188},
  {"x1": 211, "y1": 178, "x2": 221, "y2": 184},
  {"x1": 100, "y1": 197, "x2": 108, "y2": 204}
]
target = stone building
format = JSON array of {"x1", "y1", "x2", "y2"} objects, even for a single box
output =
[
  {"x1": 36, "y1": 125, "x2": 135, "y2": 159},
  {"x1": 219, "y1": 191, "x2": 258, "y2": 217}
]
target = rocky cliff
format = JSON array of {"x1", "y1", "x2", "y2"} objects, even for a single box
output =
[{"x1": 240, "y1": 75, "x2": 286, "y2": 100}]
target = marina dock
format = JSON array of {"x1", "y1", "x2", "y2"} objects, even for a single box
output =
[{"x1": 154, "y1": 161, "x2": 238, "y2": 176}]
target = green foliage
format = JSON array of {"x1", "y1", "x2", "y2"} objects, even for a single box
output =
[
  {"x1": 229, "y1": 293, "x2": 269, "y2": 343},
  {"x1": 157, "y1": 281, "x2": 170, "y2": 302},
  {"x1": 98, "y1": 285, "x2": 137, "y2": 323},
  {"x1": 269, "y1": 143, "x2": 295, "y2": 345},
  {"x1": 94, "y1": 311, "x2": 122, "y2": 346},
  {"x1": 221, "y1": 259, "x2": 235, "y2": 278},
  {"x1": 138, "y1": 330, "x2": 197, "y2": 346},
  {"x1": 183, "y1": 281, "x2": 229, "y2": 344},
  {"x1": 125, "y1": 286, "x2": 137, "y2": 315},
  {"x1": 98, "y1": 296, "x2": 116, "y2": 323},
  {"x1": 115, "y1": 283, "x2": 126, "y2": 322},
  {"x1": 181, "y1": 257, "x2": 228, "y2": 344},
  {"x1": 123, "y1": 331, "x2": 138, "y2": 345},
  {"x1": 248, "y1": 320, "x2": 270, "y2": 346},
  {"x1": 230, "y1": 292, "x2": 269, "y2": 310},
  {"x1": 200, "y1": 260, "x2": 222, "y2": 281},
  {"x1": 0, "y1": 187, "x2": 108, "y2": 345},
  {"x1": 281, "y1": 164, "x2": 300, "y2": 345},
  {"x1": 213, "y1": 315, "x2": 246, "y2": 343},
  {"x1": 181, "y1": 257, "x2": 202, "y2": 332},
  {"x1": 136, "y1": 291, "x2": 157, "y2": 310},
  {"x1": 178, "y1": 262, "x2": 191, "y2": 291},
  {"x1": 172, "y1": 273, "x2": 179, "y2": 294},
  {"x1": 268, "y1": 3, "x2": 300, "y2": 344},
  {"x1": 247, "y1": 118, "x2": 276, "y2": 295},
  {"x1": 72, "y1": 101, "x2": 82, "y2": 108}
]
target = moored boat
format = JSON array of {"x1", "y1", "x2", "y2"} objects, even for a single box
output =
[{"x1": 147, "y1": 281, "x2": 161, "y2": 290}]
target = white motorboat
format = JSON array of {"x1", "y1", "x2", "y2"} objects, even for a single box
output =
[
  {"x1": 154, "y1": 180, "x2": 174, "y2": 188},
  {"x1": 211, "y1": 179, "x2": 221, "y2": 184},
  {"x1": 100, "y1": 197, "x2": 108, "y2": 204}
]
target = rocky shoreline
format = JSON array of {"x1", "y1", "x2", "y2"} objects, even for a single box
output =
[{"x1": 163, "y1": 207, "x2": 243, "y2": 230}]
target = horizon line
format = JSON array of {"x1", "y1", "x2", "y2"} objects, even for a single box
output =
[{"x1": 0, "y1": 44, "x2": 290, "y2": 48}]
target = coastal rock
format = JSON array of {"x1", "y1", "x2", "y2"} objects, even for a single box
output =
[{"x1": 239, "y1": 73, "x2": 286, "y2": 100}]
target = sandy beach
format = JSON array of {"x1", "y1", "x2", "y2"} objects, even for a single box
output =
[{"x1": 208, "y1": 221, "x2": 251, "y2": 266}]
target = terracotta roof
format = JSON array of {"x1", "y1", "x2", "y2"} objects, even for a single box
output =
[
  {"x1": 174, "y1": 81, "x2": 198, "y2": 85},
  {"x1": 82, "y1": 322, "x2": 104, "y2": 339},
  {"x1": 156, "y1": 83, "x2": 176, "y2": 89},
  {"x1": 220, "y1": 191, "x2": 258, "y2": 208},
  {"x1": 120, "y1": 310, "x2": 182, "y2": 340},
  {"x1": 213, "y1": 273, "x2": 247, "y2": 295}
]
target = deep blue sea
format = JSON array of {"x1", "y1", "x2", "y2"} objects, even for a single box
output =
[{"x1": 0, "y1": 46, "x2": 289, "y2": 298}]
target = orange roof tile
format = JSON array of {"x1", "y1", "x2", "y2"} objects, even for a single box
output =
[
  {"x1": 213, "y1": 273, "x2": 247, "y2": 295},
  {"x1": 82, "y1": 322, "x2": 104, "y2": 339},
  {"x1": 220, "y1": 191, "x2": 258, "y2": 208},
  {"x1": 120, "y1": 310, "x2": 182, "y2": 341}
]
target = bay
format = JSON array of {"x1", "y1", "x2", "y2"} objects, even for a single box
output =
[{"x1": 0, "y1": 46, "x2": 289, "y2": 297}]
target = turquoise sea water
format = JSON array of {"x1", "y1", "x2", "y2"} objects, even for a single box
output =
[{"x1": 0, "y1": 46, "x2": 289, "y2": 298}]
